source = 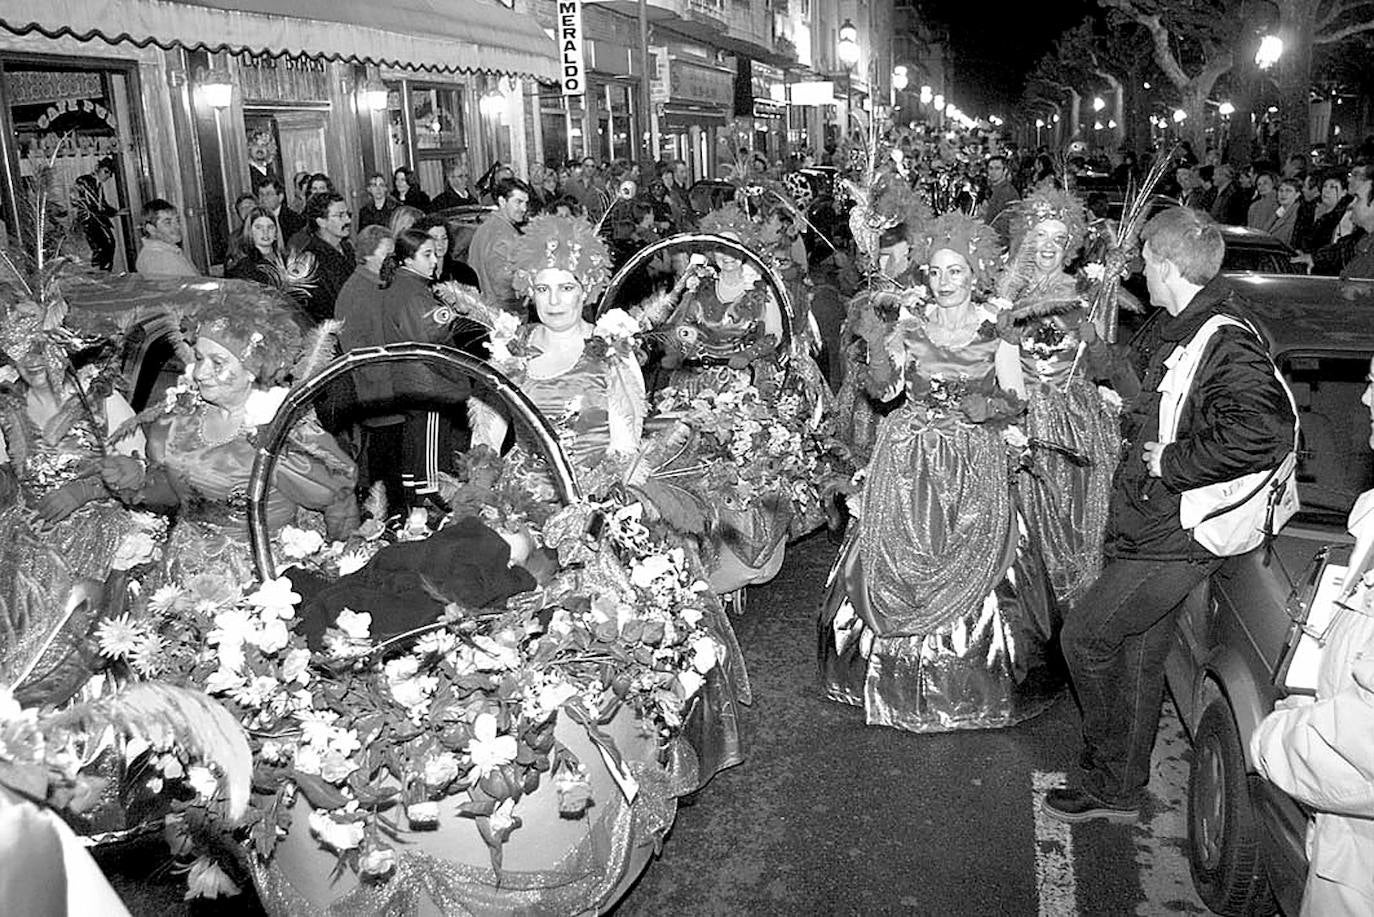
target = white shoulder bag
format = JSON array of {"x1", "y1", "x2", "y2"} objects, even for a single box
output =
[{"x1": 1156, "y1": 314, "x2": 1300, "y2": 556}]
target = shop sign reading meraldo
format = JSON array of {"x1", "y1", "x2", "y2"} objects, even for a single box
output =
[{"x1": 558, "y1": 0, "x2": 586, "y2": 96}]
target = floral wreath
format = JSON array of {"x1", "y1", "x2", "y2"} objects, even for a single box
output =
[
  {"x1": 189, "y1": 290, "x2": 303, "y2": 388},
  {"x1": 1008, "y1": 188, "x2": 1089, "y2": 259},
  {"x1": 909, "y1": 211, "x2": 1003, "y2": 292},
  {"x1": 512, "y1": 214, "x2": 612, "y2": 300}
]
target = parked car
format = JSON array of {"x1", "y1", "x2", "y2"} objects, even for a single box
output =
[
  {"x1": 1216, "y1": 225, "x2": 1300, "y2": 275},
  {"x1": 1164, "y1": 272, "x2": 1374, "y2": 916}
]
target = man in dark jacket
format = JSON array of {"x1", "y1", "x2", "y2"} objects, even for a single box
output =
[
  {"x1": 296, "y1": 192, "x2": 355, "y2": 325},
  {"x1": 1043, "y1": 207, "x2": 1295, "y2": 824}
]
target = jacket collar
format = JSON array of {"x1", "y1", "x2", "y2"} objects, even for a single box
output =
[{"x1": 1157, "y1": 275, "x2": 1235, "y2": 342}]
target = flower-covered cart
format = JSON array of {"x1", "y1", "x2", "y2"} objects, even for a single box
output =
[{"x1": 92, "y1": 345, "x2": 731, "y2": 913}]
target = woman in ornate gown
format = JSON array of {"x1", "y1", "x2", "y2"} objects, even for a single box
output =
[
  {"x1": 100, "y1": 291, "x2": 358, "y2": 584},
  {"x1": 818, "y1": 212, "x2": 1061, "y2": 733},
  {"x1": 663, "y1": 204, "x2": 783, "y2": 397},
  {"x1": 0, "y1": 292, "x2": 146, "y2": 698},
  {"x1": 995, "y1": 190, "x2": 1122, "y2": 610},
  {"x1": 469, "y1": 214, "x2": 751, "y2": 784}
]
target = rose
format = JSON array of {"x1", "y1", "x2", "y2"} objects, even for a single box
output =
[
  {"x1": 281, "y1": 648, "x2": 311, "y2": 685},
  {"x1": 690, "y1": 636, "x2": 719, "y2": 674},
  {"x1": 279, "y1": 525, "x2": 325, "y2": 560},
  {"x1": 185, "y1": 765, "x2": 218, "y2": 800},
  {"x1": 423, "y1": 753, "x2": 463, "y2": 787},
  {"x1": 360, "y1": 845, "x2": 396, "y2": 878},
  {"x1": 247, "y1": 577, "x2": 300, "y2": 619},
  {"x1": 111, "y1": 530, "x2": 159, "y2": 571},
  {"x1": 308, "y1": 809, "x2": 365, "y2": 852},
  {"x1": 334, "y1": 609, "x2": 372, "y2": 640}
]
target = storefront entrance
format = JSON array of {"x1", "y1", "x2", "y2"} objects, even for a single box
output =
[{"x1": 0, "y1": 54, "x2": 148, "y2": 272}]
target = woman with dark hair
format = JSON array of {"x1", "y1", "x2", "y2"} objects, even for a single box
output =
[
  {"x1": 1304, "y1": 170, "x2": 1352, "y2": 252},
  {"x1": 392, "y1": 167, "x2": 430, "y2": 210},
  {"x1": 376, "y1": 229, "x2": 474, "y2": 506},
  {"x1": 415, "y1": 215, "x2": 480, "y2": 287},
  {"x1": 226, "y1": 207, "x2": 286, "y2": 284}
]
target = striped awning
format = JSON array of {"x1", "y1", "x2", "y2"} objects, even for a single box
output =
[{"x1": 0, "y1": 0, "x2": 557, "y2": 80}]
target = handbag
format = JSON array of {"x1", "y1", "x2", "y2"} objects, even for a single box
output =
[{"x1": 1157, "y1": 314, "x2": 1300, "y2": 556}]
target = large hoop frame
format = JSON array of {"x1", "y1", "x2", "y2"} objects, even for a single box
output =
[
  {"x1": 598, "y1": 232, "x2": 795, "y2": 378},
  {"x1": 248, "y1": 343, "x2": 581, "y2": 582}
]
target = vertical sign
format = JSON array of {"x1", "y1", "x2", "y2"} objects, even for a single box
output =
[{"x1": 558, "y1": 0, "x2": 585, "y2": 96}]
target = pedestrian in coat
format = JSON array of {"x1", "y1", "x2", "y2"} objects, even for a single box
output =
[{"x1": 1043, "y1": 207, "x2": 1295, "y2": 823}]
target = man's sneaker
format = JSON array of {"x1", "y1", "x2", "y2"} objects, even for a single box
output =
[{"x1": 1040, "y1": 788, "x2": 1139, "y2": 824}]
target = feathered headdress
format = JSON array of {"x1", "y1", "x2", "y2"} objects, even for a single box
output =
[
  {"x1": 845, "y1": 168, "x2": 930, "y2": 263},
  {"x1": 512, "y1": 214, "x2": 612, "y2": 298},
  {"x1": 910, "y1": 212, "x2": 1003, "y2": 291},
  {"x1": 1009, "y1": 188, "x2": 1089, "y2": 258},
  {"x1": 699, "y1": 203, "x2": 763, "y2": 249}
]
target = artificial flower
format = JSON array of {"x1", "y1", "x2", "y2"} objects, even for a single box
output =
[
  {"x1": 148, "y1": 584, "x2": 185, "y2": 613},
  {"x1": 95, "y1": 613, "x2": 146, "y2": 660},
  {"x1": 243, "y1": 385, "x2": 289, "y2": 430},
  {"x1": 690, "y1": 636, "x2": 719, "y2": 674},
  {"x1": 183, "y1": 856, "x2": 240, "y2": 900},
  {"x1": 334, "y1": 609, "x2": 372, "y2": 640},
  {"x1": 423, "y1": 752, "x2": 462, "y2": 787},
  {"x1": 247, "y1": 577, "x2": 301, "y2": 618},
  {"x1": 281, "y1": 647, "x2": 311, "y2": 685},
  {"x1": 488, "y1": 796, "x2": 520, "y2": 835},
  {"x1": 185, "y1": 765, "x2": 218, "y2": 800},
  {"x1": 408, "y1": 801, "x2": 440, "y2": 828},
  {"x1": 360, "y1": 845, "x2": 396, "y2": 878},
  {"x1": 111, "y1": 529, "x2": 160, "y2": 571},
  {"x1": 279, "y1": 525, "x2": 326, "y2": 560},
  {"x1": 308, "y1": 809, "x2": 365, "y2": 852},
  {"x1": 467, "y1": 713, "x2": 518, "y2": 778},
  {"x1": 336, "y1": 549, "x2": 370, "y2": 576}
]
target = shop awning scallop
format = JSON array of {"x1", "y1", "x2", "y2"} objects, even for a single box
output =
[{"x1": 0, "y1": 0, "x2": 557, "y2": 81}]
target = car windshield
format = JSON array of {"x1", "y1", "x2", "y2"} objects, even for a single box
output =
[{"x1": 1283, "y1": 351, "x2": 1374, "y2": 522}]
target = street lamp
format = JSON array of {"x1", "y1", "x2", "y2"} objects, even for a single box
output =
[
  {"x1": 1255, "y1": 34, "x2": 1284, "y2": 70},
  {"x1": 919, "y1": 85, "x2": 933, "y2": 105},
  {"x1": 1092, "y1": 96, "x2": 1106, "y2": 112},
  {"x1": 892, "y1": 65, "x2": 908, "y2": 92},
  {"x1": 837, "y1": 18, "x2": 859, "y2": 135},
  {"x1": 1173, "y1": 108, "x2": 1188, "y2": 123},
  {"x1": 1218, "y1": 101, "x2": 1235, "y2": 117}
]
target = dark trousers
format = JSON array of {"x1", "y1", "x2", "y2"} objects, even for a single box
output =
[
  {"x1": 1062, "y1": 554, "x2": 1223, "y2": 805},
  {"x1": 358, "y1": 421, "x2": 406, "y2": 513}
]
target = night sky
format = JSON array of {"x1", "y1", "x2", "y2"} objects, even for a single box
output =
[{"x1": 923, "y1": 0, "x2": 1096, "y2": 117}]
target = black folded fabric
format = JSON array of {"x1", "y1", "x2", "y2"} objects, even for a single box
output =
[{"x1": 292, "y1": 516, "x2": 535, "y2": 650}]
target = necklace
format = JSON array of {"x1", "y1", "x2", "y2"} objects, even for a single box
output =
[{"x1": 198, "y1": 404, "x2": 244, "y2": 448}]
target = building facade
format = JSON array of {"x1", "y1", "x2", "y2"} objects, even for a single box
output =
[{"x1": 0, "y1": 0, "x2": 556, "y2": 272}]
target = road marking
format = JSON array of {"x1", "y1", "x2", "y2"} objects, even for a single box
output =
[{"x1": 1033, "y1": 770, "x2": 1078, "y2": 917}]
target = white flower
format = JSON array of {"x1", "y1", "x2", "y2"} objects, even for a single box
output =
[
  {"x1": 308, "y1": 809, "x2": 365, "y2": 852},
  {"x1": 1002, "y1": 425, "x2": 1029, "y2": 450},
  {"x1": 690, "y1": 636, "x2": 719, "y2": 674},
  {"x1": 111, "y1": 530, "x2": 160, "y2": 571},
  {"x1": 423, "y1": 753, "x2": 462, "y2": 786},
  {"x1": 248, "y1": 577, "x2": 300, "y2": 619},
  {"x1": 1098, "y1": 385, "x2": 1122, "y2": 412},
  {"x1": 593, "y1": 308, "x2": 640, "y2": 342},
  {"x1": 631, "y1": 554, "x2": 675, "y2": 590},
  {"x1": 679, "y1": 603, "x2": 704, "y2": 628},
  {"x1": 335, "y1": 609, "x2": 372, "y2": 640},
  {"x1": 0, "y1": 365, "x2": 18, "y2": 385},
  {"x1": 389, "y1": 676, "x2": 437, "y2": 712},
  {"x1": 676, "y1": 669, "x2": 705, "y2": 699},
  {"x1": 383, "y1": 656, "x2": 419, "y2": 683},
  {"x1": 281, "y1": 648, "x2": 312, "y2": 685},
  {"x1": 491, "y1": 310, "x2": 521, "y2": 339},
  {"x1": 232, "y1": 674, "x2": 280, "y2": 708},
  {"x1": 360, "y1": 846, "x2": 396, "y2": 878},
  {"x1": 471, "y1": 635, "x2": 520, "y2": 671},
  {"x1": 337, "y1": 549, "x2": 370, "y2": 576},
  {"x1": 488, "y1": 797, "x2": 519, "y2": 834},
  {"x1": 185, "y1": 765, "x2": 218, "y2": 800},
  {"x1": 1082, "y1": 262, "x2": 1106, "y2": 282},
  {"x1": 243, "y1": 386, "x2": 289, "y2": 430},
  {"x1": 279, "y1": 525, "x2": 326, "y2": 560},
  {"x1": 183, "y1": 856, "x2": 239, "y2": 900},
  {"x1": 251, "y1": 617, "x2": 291, "y2": 654},
  {"x1": 467, "y1": 713, "x2": 517, "y2": 778},
  {"x1": 95, "y1": 613, "x2": 146, "y2": 659},
  {"x1": 149, "y1": 584, "x2": 185, "y2": 613},
  {"x1": 0, "y1": 687, "x2": 25, "y2": 723}
]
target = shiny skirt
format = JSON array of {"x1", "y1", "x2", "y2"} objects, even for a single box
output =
[
  {"x1": 817, "y1": 523, "x2": 1062, "y2": 733},
  {"x1": 1021, "y1": 379, "x2": 1120, "y2": 609}
]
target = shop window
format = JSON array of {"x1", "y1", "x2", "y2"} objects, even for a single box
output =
[
  {"x1": 409, "y1": 84, "x2": 468, "y2": 197},
  {"x1": 2, "y1": 59, "x2": 145, "y2": 272}
]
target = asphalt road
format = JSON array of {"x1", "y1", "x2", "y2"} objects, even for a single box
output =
[{"x1": 613, "y1": 532, "x2": 1212, "y2": 917}]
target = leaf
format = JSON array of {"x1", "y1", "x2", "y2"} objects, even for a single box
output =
[
  {"x1": 291, "y1": 771, "x2": 348, "y2": 811},
  {"x1": 632, "y1": 479, "x2": 708, "y2": 534},
  {"x1": 9, "y1": 577, "x2": 104, "y2": 709}
]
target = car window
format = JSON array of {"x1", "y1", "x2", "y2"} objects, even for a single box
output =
[{"x1": 1282, "y1": 352, "x2": 1374, "y2": 521}]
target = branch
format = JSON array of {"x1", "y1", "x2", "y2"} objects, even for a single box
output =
[
  {"x1": 1107, "y1": 5, "x2": 1190, "y2": 90},
  {"x1": 1315, "y1": 7, "x2": 1374, "y2": 44},
  {"x1": 1316, "y1": 0, "x2": 1374, "y2": 35}
]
